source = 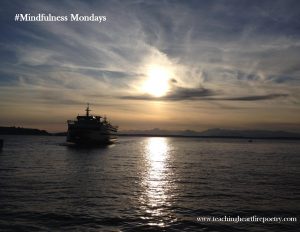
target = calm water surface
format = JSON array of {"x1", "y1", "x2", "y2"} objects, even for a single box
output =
[{"x1": 0, "y1": 136, "x2": 299, "y2": 231}]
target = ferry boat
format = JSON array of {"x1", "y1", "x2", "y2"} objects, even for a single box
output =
[{"x1": 67, "y1": 104, "x2": 118, "y2": 144}]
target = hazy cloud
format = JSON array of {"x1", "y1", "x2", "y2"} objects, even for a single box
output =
[
  {"x1": 216, "y1": 93, "x2": 289, "y2": 101},
  {"x1": 121, "y1": 87, "x2": 288, "y2": 102},
  {"x1": 121, "y1": 86, "x2": 215, "y2": 101}
]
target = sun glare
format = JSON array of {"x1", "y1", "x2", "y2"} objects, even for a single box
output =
[{"x1": 142, "y1": 66, "x2": 171, "y2": 97}]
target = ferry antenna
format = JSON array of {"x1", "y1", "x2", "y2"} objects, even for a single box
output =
[{"x1": 86, "y1": 103, "x2": 91, "y2": 116}]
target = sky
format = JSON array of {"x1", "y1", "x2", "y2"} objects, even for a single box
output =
[{"x1": 0, "y1": 0, "x2": 300, "y2": 132}]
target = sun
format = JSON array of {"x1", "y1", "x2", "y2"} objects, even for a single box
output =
[{"x1": 142, "y1": 66, "x2": 171, "y2": 97}]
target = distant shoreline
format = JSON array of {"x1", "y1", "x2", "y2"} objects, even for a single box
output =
[
  {"x1": 0, "y1": 126, "x2": 49, "y2": 136},
  {"x1": 1, "y1": 126, "x2": 300, "y2": 140},
  {"x1": 117, "y1": 134, "x2": 300, "y2": 140}
]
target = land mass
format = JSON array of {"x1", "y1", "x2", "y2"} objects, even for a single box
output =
[
  {"x1": 0, "y1": 126, "x2": 50, "y2": 135},
  {"x1": 1, "y1": 126, "x2": 300, "y2": 139},
  {"x1": 119, "y1": 128, "x2": 300, "y2": 139}
]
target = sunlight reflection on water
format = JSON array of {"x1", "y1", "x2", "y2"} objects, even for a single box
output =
[
  {"x1": 1, "y1": 136, "x2": 299, "y2": 231},
  {"x1": 139, "y1": 137, "x2": 177, "y2": 227}
]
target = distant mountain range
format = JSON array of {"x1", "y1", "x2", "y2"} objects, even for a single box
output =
[
  {"x1": 1, "y1": 126, "x2": 300, "y2": 139},
  {"x1": 120, "y1": 128, "x2": 300, "y2": 139}
]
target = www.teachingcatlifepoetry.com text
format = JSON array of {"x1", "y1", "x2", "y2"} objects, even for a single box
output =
[{"x1": 14, "y1": 13, "x2": 106, "y2": 23}]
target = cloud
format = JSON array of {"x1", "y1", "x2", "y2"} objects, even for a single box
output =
[
  {"x1": 0, "y1": 0, "x2": 299, "y2": 131},
  {"x1": 121, "y1": 86, "x2": 215, "y2": 101},
  {"x1": 266, "y1": 75, "x2": 300, "y2": 84},
  {"x1": 120, "y1": 85, "x2": 289, "y2": 101},
  {"x1": 219, "y1": 93, "x2": 289, "y2": 101},
  {"x1": 1, "y1": 0, "x2": 300, "y2": 95}
]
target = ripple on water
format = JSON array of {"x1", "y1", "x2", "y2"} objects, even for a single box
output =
[{"x1": 0, "y1": 136, "x2": 299, "y2": 231}]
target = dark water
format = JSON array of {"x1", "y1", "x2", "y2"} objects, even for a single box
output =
[{"x1": 0, "y1": 136, "x2": 299, "y2": 231}]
